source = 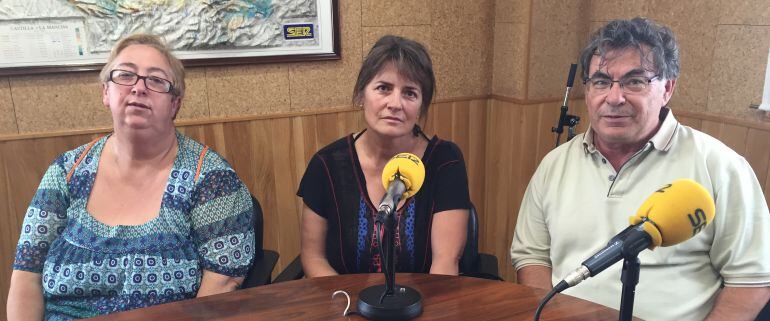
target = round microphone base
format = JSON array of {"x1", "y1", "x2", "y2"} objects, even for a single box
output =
[{"x1": 357, "y1": 284, "x2": 422, "y2": 321}]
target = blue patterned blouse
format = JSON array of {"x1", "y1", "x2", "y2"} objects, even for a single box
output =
[{"x1": 13, "y1": 132, "x2": 255, "y2": 321}]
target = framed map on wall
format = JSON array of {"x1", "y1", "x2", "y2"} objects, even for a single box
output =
[{"x1": 0, "y1": 0, "x2": 340, "y2": 76}]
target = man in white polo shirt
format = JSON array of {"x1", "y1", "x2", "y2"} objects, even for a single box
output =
[{"x1": 510, "y1": 17, "x2": 770, "y2": 321}]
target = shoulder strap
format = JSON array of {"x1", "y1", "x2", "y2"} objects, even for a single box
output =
[
  {"x1": 65, "y1": 136, "x2": 102, "y2": 184},
  {"x1": 195, "y1": 145, "x2": 209, "y2": 183}
]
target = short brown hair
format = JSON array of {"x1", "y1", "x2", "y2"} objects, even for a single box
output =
[
  {"x1": 99, "y1": 33, "x2": 186, "y2": 97},
  {"x1": 353, "y1": 35, "x2": 435, "y2": 118}
]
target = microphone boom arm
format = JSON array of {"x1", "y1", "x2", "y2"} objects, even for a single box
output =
[{"x1": 552, "y1": 64, "x2": 581, "y2": 147}]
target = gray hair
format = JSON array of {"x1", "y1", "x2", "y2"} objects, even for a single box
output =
[{"x1": 579, "y1": 17, "x2": 679, "y2": 81}]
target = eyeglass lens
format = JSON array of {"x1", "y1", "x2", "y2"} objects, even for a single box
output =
[{"x1": 110, "y1": 70, "x2": 172, "y2": 93}]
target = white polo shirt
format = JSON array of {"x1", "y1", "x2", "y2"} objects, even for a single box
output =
[{"x1": 511, "y1": 109, "x2": 770, "y2": 321}]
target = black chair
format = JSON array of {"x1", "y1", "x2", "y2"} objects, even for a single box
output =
[
  {"x1": 459, "y1": 205, "x2": 501, "y2": 280},
  {"x1": 241, "y1": 196, "x2": 279, "y2": 288},
  {"x1": 273, "y1": 203, "x2": 501, "y2": 282},
  {"x1": 273, "y1": 254, "x2": 303, "y2": 283}
]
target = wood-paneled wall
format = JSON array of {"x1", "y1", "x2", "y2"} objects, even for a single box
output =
[
  {"x1": 1, "y1": 96, "x2": 769, "y2": 319},
  {"x1": 481, "y1": 98, "x2": 590, "y2": 282}
]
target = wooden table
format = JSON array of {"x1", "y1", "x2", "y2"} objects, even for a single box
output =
[{"x1": 86, "y1": 273, "x2": 637, "y2": 321}]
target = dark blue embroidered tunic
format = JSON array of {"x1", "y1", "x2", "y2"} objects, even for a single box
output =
[
  {"x1": 13, "y1": 132, "x2": 255, "y2": 320},
  {"x1": 297, "y1": 133, "x2": 471, "y2": 274}
]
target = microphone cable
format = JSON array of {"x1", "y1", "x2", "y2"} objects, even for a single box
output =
[
  {"x1": 533, "y1": 281, "x2": 568, "y2": 321},
  {"x1": 372, "y1": 219, "x2": 389, "y2": 303}
]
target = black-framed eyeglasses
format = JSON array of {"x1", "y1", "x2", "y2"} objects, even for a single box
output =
[
  {"x1": 583, "y1": 75, "x2": 660, "y2": 94},
  {"x1": 109, "y1": 69, "x2": 175, "y2": 94}
]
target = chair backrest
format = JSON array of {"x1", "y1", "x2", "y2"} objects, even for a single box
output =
[
  {"x1": 251, "y1": 196, "x2": 265, "y2": 261},
  {"x1": 241, "y1": 195, "x2": 276, "y2": 288},
  {"x1": 756, "y1": 298, "x2": 770, "y2": 321},
  {"x1": 459, "y1": 204, "x2": 480, "y2": 273}
]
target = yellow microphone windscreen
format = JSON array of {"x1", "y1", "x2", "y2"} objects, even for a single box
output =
[
  {"x1": 630, "y1": 179, "x2": 715, "y2": 248},
  {"x1": 381, "y1": 153, "x2": 426, "y2": 199}
]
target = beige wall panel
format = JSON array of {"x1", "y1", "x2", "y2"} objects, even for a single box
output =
[
  {"x1": 268, "y1": 118, "x2": 302, "y2": 273},
  {"x1": 176, "y1": 67, "x2": 210, "y2": 120},
  {"x1": 452, "y1": 101, "x2": 471, "y2": 154},
  {"x1": 717, "y1": 123, "x2": 749, "y2": 155},
  {"x1": 205, "y1": 64, "x2": 290, "y2": 117},
  {"x1": 334, "y1": 109, "x2": 362, "y2": 137},
  {"x1": 297, "y1": 115, "x2": 320, "y2": 162},
  {"x1": 528, "y1": 0, "x2": 589, "y2": 100},
  {"x1": 433, "y1": 101, "x2": 454, "y2": 139},
  {"x1": 676, "y1": 114, "x2": 703, "y2": 130},
  {"x1": 315, "y1": 112, "x2": 346, "y2": 147},
  {"x1": 649, "y1": 0, "x2": 720, "y2": 113},
  {"x1": 467, "y1": 99, "x2": 488, "y2": 209},
  {"x1": 700, "y1": 119, "x2": 722, "y2": 138},
  {"x1": 718, "y1": 0, "x2": 770, "y2": 25},
  {"x1": 431, "y1": 1, "x2": 494, "y2": 99},
  {"x1": 0, "y1": 78, "x2": 17, "y2": 135},
  {"x1": 537, "y1": 101, "x2": 562, "y2": 157},
  {"x1": 707, "y1": 25, "x2": 770, "y2": 120},
  {"x1": 206, "y1": 123, "x2": 229, "y2": 157},
  {"x1": 290, "y1": 116, "x2": 311, "y2": 225},
  {"x1": 362, "y1": 0, "x2": 431, "y2": 26},
  {"x1": 362, "y1": 26, "x2": 433, "y2": 60},
  {"x1": 11, "y1": 72, "x2": 111, "y2": 133},
  {"x1": 495, "y1": 0, "x2": 531, "y2": 23},
  {"x1": 506, "y1": 106, "x2": 542, "y2": 276},
  {"x1": 289, "y1": 59, "x2": 361, "y2": 112},
  {"x1": 588, "y1": 0, "x2": 649, "y2": 21},
  {"x1": 289, "y1": 0, "x2": 363, "y2": 111},
  {"x1": 492, "y1": 23, "x2": 529, "y2": 98},
  {"x1": 483, "y1": 100, "x2": 518, "y2": 281},
  {"x1": 745, "y1": 129, "x2": 770, "y2": 187},
  {"x1": 176, "y1": 125, "x2": 213, "y2": 148}
]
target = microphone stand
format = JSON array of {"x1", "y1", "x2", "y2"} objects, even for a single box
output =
[
  {"x1": 617, "y1": 227, "x2": 647, "y2": 321},
  {"x1": 618, "y1": 256, "x2": 640, "y2": 321},
  {"x1": 552, "y1": 64, "x2": 581, "y2": 147},
  {"x1": 358, "y1": 177, "x2": 422, "y2": 321}
]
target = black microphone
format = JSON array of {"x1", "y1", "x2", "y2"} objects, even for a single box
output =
[
  {"x1": 553, "y1": 179, "x2": 716, "y2": 293},
  {"x1": 534, "y1": 180, "x2": 717, "y2": 321},
  {"x1": 377, "y1": 176, "x2": 406, "y2": 214},
  {"x1": 554, "y1": 225, "x2": 650, "y2": 292},
  {"x1": 358, "y1": 153, "x2": 426, "y2": 321}
]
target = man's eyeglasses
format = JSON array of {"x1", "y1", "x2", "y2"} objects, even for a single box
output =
[
  {"x1": 583, "y1": 75, "x2": 660, "y2": 94},
  {"x1": 109, "y1": 69, "x2": 175, "y2": 94}
]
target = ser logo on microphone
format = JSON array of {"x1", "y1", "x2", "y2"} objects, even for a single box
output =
[
  {"x1": 392, "y1": 153, "x2": 421, "y2": 165},
  {"x1": 688, "y1": 208, "x2": 708, "y2": 236}
]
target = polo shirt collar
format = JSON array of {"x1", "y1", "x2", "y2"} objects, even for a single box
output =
[{"x1": 583, "y1": 107, "x2": 679, "y2": 154}]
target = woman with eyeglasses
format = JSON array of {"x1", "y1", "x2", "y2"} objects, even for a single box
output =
[{"x1": 7, "y1": 34, "x2": 255, "y2": 321}]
